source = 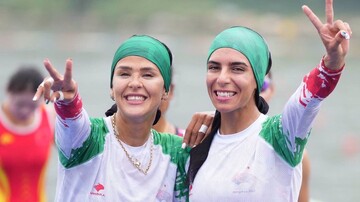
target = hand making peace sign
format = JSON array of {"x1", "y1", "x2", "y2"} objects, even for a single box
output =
[
  {"x1": 302, "y1": 0, "x2": 351, "y2": 70},
  {"x1": 33, "y1": 59, "x2": 77, "y2": 103}
]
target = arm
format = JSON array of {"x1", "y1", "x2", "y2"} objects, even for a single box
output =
[
  {"x1": 298, "y1": 150, "x2": 311, "y2": 202},
  {"x1": 282, "y1": 57, "x2": 344, "y2": 141},
  {"x1": 261, "y1": 59, "x2": 344, "y2": 166},
  {"x1": 33, "y1": 59, "x2": 92, "y2": 157},
  {"x1": 263, "y1": 0, "x2": 350, "y2": 166},
  {"x1": 54, "y1": 92, "x2": 92, "y2": 158},
  {"x1": 283, "y1": 0, "x2": 350, "y2": 140}
]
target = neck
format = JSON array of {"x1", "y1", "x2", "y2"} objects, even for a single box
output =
[
  {"x1": 219, "y1": 106, "x2": 260, "y2": 135},
  {"x1": 1, "y1": 102, "x2": 35, "y2": 126},
  {"x1": 113, "y1": 113, "x2": 153, "y2": 147}
]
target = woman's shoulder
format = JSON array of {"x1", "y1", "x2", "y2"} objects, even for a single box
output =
[
  {"x1": 153, "y1": 129, "x2": 183, "y2": 143},
  {"x1": 152, "y1": 130, "x2": 187, "y2": 152},
  {"x1": 152, "y1": 129, "x2": 190, "y2": 163},
  {"x1": 88, "y1": 116, "x2": 111, "y2": 136}
]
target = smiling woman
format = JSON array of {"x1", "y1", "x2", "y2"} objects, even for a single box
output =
[
  {"x1": 32, "y1": 35, "x2": 194, "y2": 202},
  {"x1": 187, "y1": 0, "x2": 352, "y2": 201},
  {"x1": 111, "y1": 56, "x2": 166, "y2": 122},
  {"x1": 206, "y1": 48, "x2": 260, "y2": 113}
]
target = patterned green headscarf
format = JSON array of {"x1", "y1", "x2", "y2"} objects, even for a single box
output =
[
  {"x1": 207, "y1": 26, "x2": 270, "y2": 94},
  {"x1": 110, "y1": 35, "x2": 172, "y2": 92}
]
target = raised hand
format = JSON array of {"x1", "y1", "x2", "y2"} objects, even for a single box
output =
[
  {"x1": 33, "y1": 59, "x2": 77, "y2": 103},
  {"x1": 302, "y1": 0, "x2": 351, "y2": 70}
]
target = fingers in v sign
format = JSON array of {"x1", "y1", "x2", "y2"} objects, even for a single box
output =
[
  {"x1": 33, "y1": 58, "x2": 77, "y2": 103},
  {"x1": 302, "y1": 0, "x2": 351, "y2": 70}
]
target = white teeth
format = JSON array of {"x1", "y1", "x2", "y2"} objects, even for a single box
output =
[
  {"x1": 217, "y1": 91, "x2": 235, "y2": 97},
  {"x1": 127, "y1": 96, "x2": 145, "y2": 101}
]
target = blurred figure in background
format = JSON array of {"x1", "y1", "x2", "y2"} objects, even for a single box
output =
[
  {"x1": 0, "y1": 66, "x2": 54, "y2": 202},
  {"x1": 260, "y1": 71, "x2": 311, "y2": 202},
  {"x1": 259, "y1": 71, "x2": 274, "y2": 102},
  {"x1": 298, "y1": 151, "x2": 310, "y2": 202}
]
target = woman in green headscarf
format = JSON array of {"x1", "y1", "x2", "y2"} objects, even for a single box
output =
[
  {"x1": 187, "y1": 0, "x2": 351, "y2": 201},
  {"x1": 33, "y1": 35, "x2": 193, "y2": 201}
]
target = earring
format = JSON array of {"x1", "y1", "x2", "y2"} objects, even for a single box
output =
[{"x1": 110, "y1": 95, "x2": 115, "y2": 101}]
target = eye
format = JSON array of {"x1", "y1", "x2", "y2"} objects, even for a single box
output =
[
  {"x1": 119, "y1": 72, "x2": 130, "y2": 77},
  {"x1": 232, "y1": 66, "x2": 245, "y2": 72},
  {"x1": 208, "y1": 64, "x2": 220, "y2": 71},
  {"x1": 231, "y1": 64, "x2": 248, "y2": 73},
  {"x1": 115, "y1": 69, "x2": 130, "y2": 78},
  {"x1": 143, "y1": 73, "x2": 154, "y2": 78}
]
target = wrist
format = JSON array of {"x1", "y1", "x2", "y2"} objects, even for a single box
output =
[
  {"x1": 321, "y1": 56, "x2": 345, "y2": 73},
  {"x1": 55, "y1": 92, "x2": 83, "y2": 119},
  {"x1": 323, "y1": 55, "x2": 345, "y2": 71}
]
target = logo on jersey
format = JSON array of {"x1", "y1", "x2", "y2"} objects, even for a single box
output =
[
  {"x1": 232, "y1": 167, "x2": 257, "y2": 193},
  {"x1": 156, "y1": 184, "x2": 172, "y2": 201},
  {"x1": 90, "y1": 183, "x2": 105, "y2": 197},
  {"x1": 0, "y1": 133, "x2": 14, "y2": 145}
]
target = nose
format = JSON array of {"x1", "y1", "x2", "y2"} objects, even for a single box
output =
[
  {"x1": 128, "y1": 75, "x2": 143, "y2": 89},
  {"x1": 217, "y1": 69, "x2": 230, "y2": 86}
]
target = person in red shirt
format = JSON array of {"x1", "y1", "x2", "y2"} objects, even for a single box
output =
[{"x1": 0, "y1": 66, "x2": 54, "y2": 202}]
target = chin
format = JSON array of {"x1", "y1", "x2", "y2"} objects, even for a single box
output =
[
  {"x1": 213, "y1": 105, "x2": 234, "y2": 114},
  {"x1": 17, "y1": 116, "x2": 31, "y2": 121}
]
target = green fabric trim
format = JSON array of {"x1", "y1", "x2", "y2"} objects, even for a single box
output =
[
  {"x1": 152, "y1": 129, "x2": 190, "y2": 201},
  {"x1": 110, "y1": 35, "x2": 172, "y2": 92},
  {"x1": 58, "y1": 118, "x2": 108, "y2": 169},
  {"x1": 259, "y1": 115, "x2": 309, "y2": 167},
  {"x1": 208, "y1": 26, "x2": 270, "y2": 93}
]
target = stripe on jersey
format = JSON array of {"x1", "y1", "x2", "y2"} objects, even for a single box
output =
[
  {"x1": 58, "y1": 118, "x2": 108, "y2": 168},
  {"x1": 260, "y1": 115, "x2": 308, "y2": 167},
  {"x1": 152, "y1": 130, "x2": 190, "y2": 199}
]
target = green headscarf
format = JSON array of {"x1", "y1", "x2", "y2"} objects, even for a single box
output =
[
  {"x1": 110, "y1": 35, "x2": 172, "y2": 92},
  {"x1": 207, "y1": 26, "x2": 270, "y2": 94}
]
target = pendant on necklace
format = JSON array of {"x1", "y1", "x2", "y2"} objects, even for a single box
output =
[
  {"x1": 112, "y1": 114, "x2": 153, "y2": 175},
  {"x1": 133, "y1": 159, "x2": 141, "y2": 168}
]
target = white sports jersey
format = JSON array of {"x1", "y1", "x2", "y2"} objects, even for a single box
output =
[
  {"x1": 189, "y1": 114, "x2": 303, "y2": 201},
  {"x1": 189, "y1": 60, "x2": 344, "y2": 201},
  {"x1": 54, "y1": 101, "x2": 189, "y2": 202}
]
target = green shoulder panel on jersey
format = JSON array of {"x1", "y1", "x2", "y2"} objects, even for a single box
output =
[
  {"x1": 259, "y1": 115, "x2": 309, "y2": 167},
  {"x1": 58, "y1": 117, "x2": 108, "y2": 169},
  {"x1": 152, "y1": 129, "x2": 190, "y2": 201}
]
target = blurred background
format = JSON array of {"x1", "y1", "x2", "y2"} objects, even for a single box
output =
[{"x1": 0, "y1": 0, "x2": 359, "y2": 201}]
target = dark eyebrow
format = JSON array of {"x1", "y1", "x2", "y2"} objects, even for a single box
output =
[
  {"x1": 207, "y1": 61, "x2": 248, "y2": 67},
  {"x1": 207, "y1": 61, "x2": 220, "y2": 65},
  {"x1": 230, "y1": 62, "x2": 248, "y2": 67},
  {"x1": 115, "y1": 66, "x2": 157, "y2": 72},
  {"x1": 116, "y1": 66, "x2": 131, "y2": 70},
  {"x1": 140, "y1": 67, "x2": 158, "y2": 72}
]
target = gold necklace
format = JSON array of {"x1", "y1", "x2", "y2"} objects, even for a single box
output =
[{"x1": 112, "y1": 114, "x2": 153, "y2": 175}]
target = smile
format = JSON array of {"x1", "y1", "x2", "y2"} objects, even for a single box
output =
[
  {"x1": 125, "y1": 95, "x2": 146, "y2": 101},
  {"x1": 215, "y1": 91, "x2": 236, "y2": 97}
]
